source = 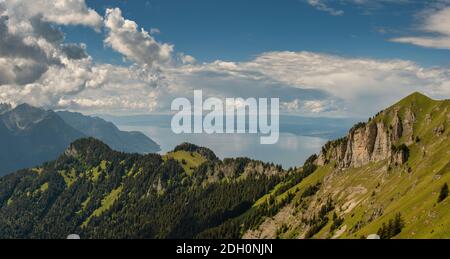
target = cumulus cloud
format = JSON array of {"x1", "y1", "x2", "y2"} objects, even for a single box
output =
[
  {"x1": 167, "y1": 51, "x2": 450, "y2": 116},
  {"x1": 0, "y1": 15, "x2": 59, "y2": 86},
  {"x1": 178, "y1": 53, "x2": 197, "y2": 65},
  {"x1": 2, "y1": 0, "x2": 103, "y2": 30},
  {"x1": 0, "y1": 0, "x2": 100, "y2": 107},
  {"x1": 0, "y1": 1, "x2": 175, "y2": 114},
  {"x1": 104, "y1": 8, "x2": 174, "y2": 67},
  {"x1": 53, "y1": 63, "x2": 166, "y2": 113},
  {"x1": 1, "y1": 0, "x2": 449, "y2": 118},
  {"x1": 391, "y1": 6, "x2": 450, "y2": 49},
  {"x1": 61, "y1": 43, "x2": 88, "y2": 60}
]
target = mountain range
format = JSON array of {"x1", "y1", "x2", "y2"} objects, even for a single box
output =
[
  {"x1": 0, "y1": 104, "x2": 160, "y2": 176},
  {"x1": 0, "y1": 93, "x2": 448, "y2": 239},
  {"x1": 56, "y1": 111, "x2": 160, "y2": 154}
]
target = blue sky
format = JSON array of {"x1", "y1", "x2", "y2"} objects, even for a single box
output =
[
  {"x1": 1, "y1": 0, "x2": 450, "y2": 117},
  {"x1": 64, "y1": 0, "x2": 450, "y2": 67}
]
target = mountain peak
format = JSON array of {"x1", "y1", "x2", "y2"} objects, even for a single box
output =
[
  {"x1": 393, "y1": 92, "x2": 436, "y2": 109},
  {"x1": 174, "y1": 142, "x2": 218, "y2": 161},
  {"x1": 0, "y1": 103, "x2": 51, "y2": 132},
  {"x1": 15, "y1": 103, "x2": 40, "y2": 110},
  {"x1": 317, "y1": 91, "x2": 449, "y2": 169},
  {"x1": 65, "y1": 138, "x2": 113, "y2": 158},
  {"x1": 403, "y1": 92, "x2": 433, "y2": 102},
  {"x1": 0, "y1": 103, "x2": 12, "y2": 115}
]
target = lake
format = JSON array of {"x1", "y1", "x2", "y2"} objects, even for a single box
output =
[{"x1": 117, "y1": 125, "x2": 328, "y2": 169}]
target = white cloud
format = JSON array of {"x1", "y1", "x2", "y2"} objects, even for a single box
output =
[
  {"x1": 0, "y1": 0, "x2": 94, "y2": 89},
  {"x1": 2, "y1": 0, "x2": 103, "y2": 30},
  {"x1": 168, "y1": 51, "x2": 450, "y2": 116},
  {"x1": 0, "y1": 1, "x2": 449, "y2": 118},
  {"x1": 0, "y1": 1, "x2": 168, "y2": 114},
  {"x1": 281, "y1": 99, "x2": 336, "y2": 113},
  {"x1": 306, "y1": 0, "x2": 344, "y2": 16},
  {"x1": 104, "y1": 8, "x2": 174, "y2": 67},
  {"x1": 392, "y1": 36, "x2": 450, "y2": 49},
  {"x1": 178, "y1": 53, "x2": 197, "y2": 65},
  {"x1": 51, "y1": 49, "x2": 443, "y2": 116},
  {"x1": 150, "y1": 28, "x2": 161, "y2": 35},
  {"x1": 391, "y1": 6, "x2": 450, "y2": 49},
  {"x1": 305, "y1": 0, "x2": 412, "y2": 16}
]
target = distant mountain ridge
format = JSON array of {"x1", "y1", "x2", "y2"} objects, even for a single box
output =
[
  {"x1": 57, "y1": 111, "x2": 160, "y2": 154},
  {"x1": 0, "y1": 104, "x2": 85, "y2": 176},
  {"x1": 0, "y1": 103, "x2": 12, "y2": 115},
  {"x1": 0, "y1": 104, "x2": 160, "y2": 176}
]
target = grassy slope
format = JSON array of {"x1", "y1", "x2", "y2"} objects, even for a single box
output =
[
  {"x1": 163, "y1": 151, "x2": 207, "y2": 175},
  {"x1": 354, "y1": 94, "x2": 450, "y2": 238},
  {"x1": 248, "y1": 93, "x2": 450, "y2": 239},
  {"x1": 82, "y1": 186, "x2": 124, "y2": 228}
]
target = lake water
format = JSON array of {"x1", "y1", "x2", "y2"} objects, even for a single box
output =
[{"x1": 118, "y1": 125, "x2": 328, "y2": 169}]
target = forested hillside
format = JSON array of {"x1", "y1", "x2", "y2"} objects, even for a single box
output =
[{"x1": 0, "y1": 139, "x2": 301, "y2": 238}]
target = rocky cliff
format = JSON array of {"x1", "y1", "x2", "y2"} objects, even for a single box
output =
[
  {"x1": 316, "y1": 93, "x2": 435, "y2": 169},
  {"x1": 243, "y1": 92, "x2": 450, "y2": 239}
]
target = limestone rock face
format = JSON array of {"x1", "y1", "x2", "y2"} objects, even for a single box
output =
[
  {"x1": 391, "y1": 113, "x2": 403, "y2": 143},
  {"x1": 403, "y1": 108, "x2": 416, "y2": 144},
  {"x1": 332, "y1": 142, "x2": 348, "y2": 167},
  {"x1": 317, "y1": 109, "x2": 415, "y2": 169},
  {"x1": 344, "y1": 123, "x2": 377, "y2": 168},
  {"x1": 371, "y1": 122, "x2": 391, "y2": 162},
  {"x1": 316, "y1": 152, "x2": 327, "y2": 167},
  {"x1": 391, "y1": 148, "x2": 408, "y2": 166}
]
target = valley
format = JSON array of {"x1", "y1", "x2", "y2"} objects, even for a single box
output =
[{"x1": 0, "y1": 93, "x2": 449, "y2": 239}]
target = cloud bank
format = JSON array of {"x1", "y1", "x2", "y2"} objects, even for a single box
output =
[
  {"x1": 0, "y1": 0, "x2": 449, "y2": 117},
  {"x1": 391, "y1": 6, "x2": 450, "y2": 49}
]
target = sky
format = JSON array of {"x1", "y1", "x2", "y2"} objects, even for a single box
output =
[{"x1": 0, "y1": 0, "x2": 450, "y2": 118}]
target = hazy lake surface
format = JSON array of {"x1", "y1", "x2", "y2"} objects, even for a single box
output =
[{"x1": 117, "y1": 125, "x2": 328, "y2": 169}]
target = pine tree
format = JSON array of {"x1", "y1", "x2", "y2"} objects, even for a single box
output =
[
  {"x1": 377, "y1": 213, "x2": 404, "y2": 239},
  {"x1": 438, "y1": 183, "x2": 449, "y2": 203},
  {"x1": 391, "y1": 213, "x2": 405, "y2": 237}
]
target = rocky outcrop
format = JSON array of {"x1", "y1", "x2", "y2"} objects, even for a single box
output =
[
  {"x1": 391, "y1": 113, "x2": 403, "y2": 143},
  {"x1": 371, "y1": 122, "x2": 391, "y2": 162},
  {"x1": 317, "y1": 109, "x2": 415, "y2": 169},
  {"x1": 317, "y1": 138, "x2": 347, "y2": 167},
  {"x1": 343, "y1": 122, "x2": 378, "y2": 168},
  {"x1": 390, "y1": 145, "x2": 409, "y2": 166},
  {"x1": 403, "y1": 108, "x2": 416, "y2": 144},
  {"x1": 64, "y1": 145, "x2": 79, "y2": 158},
  {"x1": 434, "y1": 124, "x2": 445, "y2": 137}
]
